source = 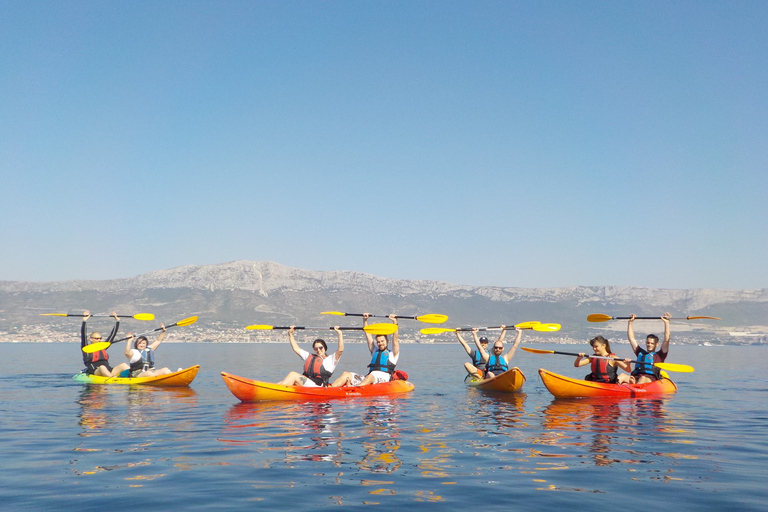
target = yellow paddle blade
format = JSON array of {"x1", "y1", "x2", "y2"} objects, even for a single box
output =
[
  {"x1": 133, "y1": 313, "x2": 155, "y2": 321},
  {"x1": 655, "y1": 362, "x2": 695, "y2": 373},
  {"x1": 364, "y1": 323, "x2": 398, "y2": 335},
  {"x1": 320, "y1": 311, "x2": 346, "y2": 316},
  {"x1": 245, "y1": 324, "x2": 275, "y2": 330},
  {"x1": 515, "y1": 321, "x2": 542, "y2": 329},
  {"x1": 686, "y1": 316, "x2": 721, "y2": 320},
  {"x1": 40, "y1": 313, "x2": 69, "y2": 317},
  {"x1": 533, "y1": 323, "x2": 561, "y2": 332},
  {"x1": 420, "y1": 327, "x2": 456, "y2": 334},
  {"x1": 175, "y1": 316, "x2": 198, "y2": 327},
  {"x1": 520, "y1": 347, "x2": 555, "y2": 354},
  {"x1": 415, "y1": 314, "x2": 449, "y2": 324},
  {"x1": 82, "y1": 341, "x2": 111, "y2": 354},
  {"x1": 587, "y1": 314, "x2": 613, "y2": 322}
]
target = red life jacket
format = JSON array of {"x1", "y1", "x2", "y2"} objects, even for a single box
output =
[
  {"x1": 303, "y1": 354, "x2": 332, "y2": 386},
  {"x1": 590, "y1": 353, "x2": 618, "y2": 383}
]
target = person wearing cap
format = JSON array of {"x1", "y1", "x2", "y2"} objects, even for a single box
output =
[
  {"x1": 475, "y1": 325, "x2": 523, "y2": 378},
  {"x1": 277, "y1": 326, "x2": 344, "y2": 387},
  {"x1": 455, "y1": 328, "x2": 491, "y2": 379}
]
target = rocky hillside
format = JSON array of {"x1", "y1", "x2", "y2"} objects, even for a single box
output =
[{"x1": 1, "y1": 260, "x2": 766, "y2": 343}]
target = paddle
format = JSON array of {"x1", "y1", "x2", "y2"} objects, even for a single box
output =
[
  {"x1": 420, "y1": 321, "x2": 561, "y2": 335},
  {"x1": 83, "y1": 316, "x2": 199, "y2": 353},
  {"x1": 321, "y1": 311, "x2": 449, "y2": 324},
  {"x1": 520, "y1": 347, "x2": 695, "y2": 372},
  {"x1": 587, "y1": 314, "x2": 721, "y2": 322},
  {"x1": 41, "y1": 313, "x2": 155, "y2": 321},
  {"x1": 246, "y1": 322, "x2": 399, "y2": 336}
]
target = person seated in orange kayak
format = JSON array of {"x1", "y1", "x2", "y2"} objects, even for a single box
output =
[
  {"x1": 124, "y1": 326, "x2": 173, "y2": 378},
  {"x1": 81, "y1": 310, "x2": 130, "y2": 378},
  {"x1": 330, "y1": 313, "x2": 398, "y2": 387},
  {"x1": 455, "y1": 329, "x2": 490, "y2": 379},
  {"x1": 626, "y1": 313, "x2": 671, "y2": 384},
  {"x1": 474, "y1": 326, "x2": 523, "y2": 378},
  {"x1": 574, "y1": 335, "x2": 632, "y2": 384},
  {"x1": 277, "y1": 326, "x2": 344, "y2": 387}
]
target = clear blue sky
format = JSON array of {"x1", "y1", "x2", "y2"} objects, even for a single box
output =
[{"x1": 1, "y1": 1, "x2": 766, "y2": 289}]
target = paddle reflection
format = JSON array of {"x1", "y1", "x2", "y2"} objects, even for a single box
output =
[
  {"x1": 221, "y1": 400, "x2": 344, "y2": 464},
  {"x1": 356, "y1": 397, "x2": 403, "y2": 474}
]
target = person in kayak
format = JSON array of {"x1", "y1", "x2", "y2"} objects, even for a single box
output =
[
  {"x1": 475, "y1": 325, "x2": 522, "y2": 378},
  {"x1": 81, "y1": 310, "x2": 130, "y2": 377},
  {"x1": 330, "y1": 313, "x2": 399, "y2": 387},
  {"x1": 626, "y1": 312, "x2": 671, "y2": 384},
  {"x1": 455, "y1": 329, "x2": 490, "y2": 379},
  {"x1": 277, "y1": 326, "x2": 344, "y2": 387},
  {"x1": 574, "y1": 335, "x2": 632, "y2": 383},
  {"x1": 124, "y1": 326, "x2": 173, "y2": 378}
]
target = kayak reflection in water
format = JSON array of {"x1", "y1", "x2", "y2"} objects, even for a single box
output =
[
  {"x1": 574, "y1": 335, "x2": 632, "y2": 384},
  {"x1": 125, "y1": 326, "x2": 172, "y2": 378},
  {"x1": 277, "y1": 326, "x2": 344, "y2": 387},
  {"x1": 330, "y1": 313, "x2": 399, "y2": 387}
]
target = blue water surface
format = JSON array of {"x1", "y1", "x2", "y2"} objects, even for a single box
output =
[{"x1": 0, "y1": 342, "x2": 766, "y2": 510}]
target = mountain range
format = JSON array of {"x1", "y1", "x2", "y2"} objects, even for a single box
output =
[{"x1": 2, "y1": 260, "x2": 766, "y2": 344}]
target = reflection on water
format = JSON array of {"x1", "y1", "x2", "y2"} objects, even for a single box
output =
[
  {"x1": 222, "y1": 397, "x2": 406, "y2": 474},
  {"x1": 535, "y1": 397, "x2": 694, "y2": 475}
]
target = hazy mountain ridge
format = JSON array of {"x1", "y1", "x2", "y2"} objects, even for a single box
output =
[{"x1": 2, "y1": 260, "x2": 766, "y2": 343}]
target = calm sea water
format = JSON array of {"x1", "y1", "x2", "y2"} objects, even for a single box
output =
[{"x1": 1, "y1": 341, "x2": 766, "y2": 510}]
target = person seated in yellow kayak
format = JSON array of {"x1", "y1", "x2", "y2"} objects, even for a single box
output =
[
  {"x1": 124, "y1": 326, "x2": 173, "y2": 378},
  {"x1": 625, "y1": 312, "x2": 671, "y2": 384},
  {"x1": 574, "y1": 335, "x2": 632, "y2": 383},
  {"x1": 330, "y1": 314, "x2": 399, "y2": 387},
  {"x1": 455, "y1": 329, "x2": 490, "y2": 379},
  {"x1": 475, "y1": 326, "x2": 522, "y2": 378},
  {"x1": 81, "y1": 310, "x2": 130, "y2": 378},
  {"x1": 277, "y1": 326, "x2": 344, "y2": 387}
]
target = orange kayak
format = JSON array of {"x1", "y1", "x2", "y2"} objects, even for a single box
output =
[
  {"x1": 221, "y1": 372, "x2": 415, "y2": 402},
  {"x1": 72, "y1": 365, "x2": 200, "y2": 387},
  {"x1": 538, "y1": 368, "x2": 677, "y2": 399},
  {"x1": 466, "y1": 367, "x2": 526, "y2": 393}
]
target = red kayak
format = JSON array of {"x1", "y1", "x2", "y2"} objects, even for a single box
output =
[
  {"x1": 538, "y1": 368, "x2": 677, "y2": 399},
  {"x1": 221, "y1": 372, "x2": 415, "y2": 402}
]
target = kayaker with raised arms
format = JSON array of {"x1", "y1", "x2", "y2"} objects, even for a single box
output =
[
  {"x1": 455, "y1": 329, "x2": 490, "y2": 379},
  {"x1": 475, "y1": 326, "x2": 522, "y2": 378},
  {"x1": 124, "y1": 326, "x2": 173, "y2": 378},
  {"x1": 277, "y1": 326, "x2": 344, "y2": 387},
  {"x1": 80, "y1": 310, "x2": 130, "y2": 378},
  {"x1": 330, "y1": 313, "x2": 399, "y2": 387},
  {"x1": 574, "y1": 335, "x2": 632, "y2": 384},
  {"x1": 626, "y1": 312, "x2": 671, "y2": 384}
]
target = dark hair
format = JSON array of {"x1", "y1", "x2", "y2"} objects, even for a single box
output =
[
  {"x1": 646, "y1": 334, "x2": 659, "y2": 343},
  {"x1": 589, "y1": 335, "x2": 611, "y2": 353},
  {"x1": 312, "y1": 339, "x2": 327, "y2": 351},
  {"x1": 134, "y1": 336, "x2": 149, "y2": 349}
]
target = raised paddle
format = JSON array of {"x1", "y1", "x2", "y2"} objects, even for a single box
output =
[
  {"x1": 41, "y1": 313, "x2": 155, "y2": 321},
  {"x1": 520, "y1": 347, "x2": 695, "y2": 372},
  {"x1": 321, "y1": 311, "x2": 449, "y2": 324},
  {"x1": 246, "y1": 323, "x2": 399, "y2": 336},
  {"x1": 83, "y1": 316, "x2": 198, "y2": 353},
  {"x1": 420, "y1": 321, "x2": 561, "y2": 335},
  {"x1": 587, "y1": 314, "x2": 720, "y2": 322}
]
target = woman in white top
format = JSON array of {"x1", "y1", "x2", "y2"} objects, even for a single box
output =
[
  {"x1": 277, "y1": 326, "x2": 344, "y2": 387},
  {"x1": 124, "y1": 325, "x2": 172, "y2": 378}
]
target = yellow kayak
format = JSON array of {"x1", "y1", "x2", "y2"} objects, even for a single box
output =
[{"x1": 72, "y1": 365, "x2": 200, "y2": 387}]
